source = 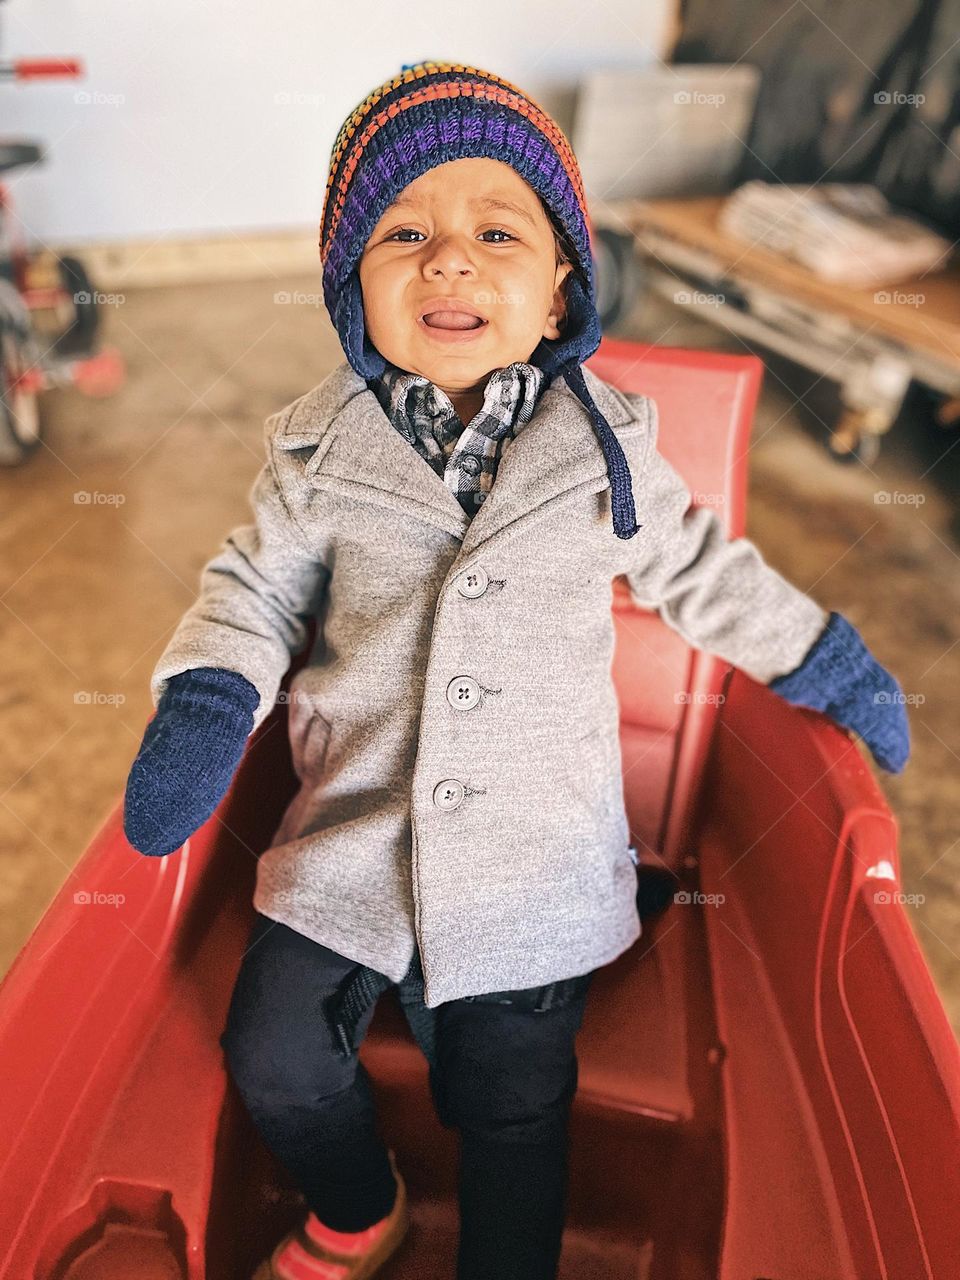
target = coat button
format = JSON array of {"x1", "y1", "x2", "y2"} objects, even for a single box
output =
[
  {"x1": 433, "y1": 779, "x2": 465, "y2": 810},
  {"x1": 460, "y1": 454, "x2": 481, "y2": 476},
  {"x1": 456, "y1": 566, "x2": 488, "y2": 598},
  {"x1": 446, "y1": 676, "x2": 481, "y2": 710}
]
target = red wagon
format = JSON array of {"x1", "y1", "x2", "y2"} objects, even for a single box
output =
[{"x1": 1, "y1": 338, "x2": 958, "y2": 1279}]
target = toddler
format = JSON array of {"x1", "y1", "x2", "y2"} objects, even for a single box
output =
[{"x1": 124, "y1": 60, "x2": 910, "y2": 1280}]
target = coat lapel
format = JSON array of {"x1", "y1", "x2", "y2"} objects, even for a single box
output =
[
  {"x1": 280, "y1": 358, "x2": 643, "y2": 549},
  {"x1": 306, "y1": 376, "x2": 471, "y2": 537}
]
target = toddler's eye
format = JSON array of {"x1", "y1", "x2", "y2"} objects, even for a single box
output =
[{"x1": 385, "y1": 227, "x2": 516, "y2": 244}]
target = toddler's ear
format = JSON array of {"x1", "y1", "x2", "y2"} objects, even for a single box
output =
[{"x1": 544, "y1": 261, "x2": 574, "y2": 340}]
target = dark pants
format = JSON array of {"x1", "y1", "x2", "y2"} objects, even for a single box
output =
[{"x1": 219, "y1": 912, "x2": 594, "y2": 1280}]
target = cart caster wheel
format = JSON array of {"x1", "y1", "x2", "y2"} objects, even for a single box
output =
[
  {"x1": 933, "y1": 394, "x2": 960, "y2": 429},
  {"x1": 828, "y1": 409, "x2": 883, "y2": 467},
  {"x1": 830, "y1": 433, "x2": 881, "y2": 467}
]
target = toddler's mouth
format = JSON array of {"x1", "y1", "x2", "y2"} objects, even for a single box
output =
[{"x1": 421, "y1": 310, "x2": 487, "y2": 331}]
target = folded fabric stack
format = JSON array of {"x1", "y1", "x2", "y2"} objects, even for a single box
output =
[{"x1": 719, "y1": 181, "x2": 952, "y2": 288}]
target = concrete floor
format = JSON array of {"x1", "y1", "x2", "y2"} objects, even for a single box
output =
[{"x1": 1, "y1": 272, "x2": 958, "y2": 1038}]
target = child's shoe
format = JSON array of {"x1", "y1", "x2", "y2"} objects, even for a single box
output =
[{"x1": 252, "y1": 1149, "x2": 409, "y2": 1280}]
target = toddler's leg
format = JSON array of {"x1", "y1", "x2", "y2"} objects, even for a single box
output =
[
  {"x1": 219, "y1": 912, "x2": 397, "y2": 1232},
  {"x1": 429, "y1": 973, "x2": 594, "y2": 1280}
]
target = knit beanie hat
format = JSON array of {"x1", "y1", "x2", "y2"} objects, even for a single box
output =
[{"x1": 318, "y1": 59, "x2": 640, "y2": 539}]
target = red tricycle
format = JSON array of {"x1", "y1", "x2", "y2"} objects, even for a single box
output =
[{"x1": 0, "y1": 45, "x2": 123, "y2": 465}]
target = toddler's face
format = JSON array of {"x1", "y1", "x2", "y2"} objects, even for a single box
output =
[{"x1": 358, "y1": 157, "x2": 574, "y2": 395}]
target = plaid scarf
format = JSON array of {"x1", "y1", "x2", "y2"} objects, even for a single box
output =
[{"x1": 368, "y1": 361, "x2": 546, "y2": 517}]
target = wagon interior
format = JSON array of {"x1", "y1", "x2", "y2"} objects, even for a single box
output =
[{"x1": 1, "y1": 339, "x2": 958, "y2": 1280}]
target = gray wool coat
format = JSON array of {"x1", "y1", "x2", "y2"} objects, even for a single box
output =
[{"x1": 150, "y1": 358, "x2": 829, "y2": 1007}]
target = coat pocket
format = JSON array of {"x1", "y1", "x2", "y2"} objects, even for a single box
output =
[
  {"x1": 560, "y1": 724, "x2": 634, "y2": 891},
  {"x1": 561, "y1": 724, "x2": 612, "y2": 831},
  {"x1": 286, "y1": 687, "x2": 333, "y2": 786}
]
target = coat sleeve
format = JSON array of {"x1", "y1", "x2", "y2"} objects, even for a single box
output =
[
  {"x1": 622, "y1": 395, "x2": 830, "y2": 684},
  {"x1": 149, "y1": 408, "x2": 329, "y2": 735}
]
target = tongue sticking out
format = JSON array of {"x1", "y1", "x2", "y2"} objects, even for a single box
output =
[{"x1": 422, "y1": 311, "x2": 485, "y2": 331}]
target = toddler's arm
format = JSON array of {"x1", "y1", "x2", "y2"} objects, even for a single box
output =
[
  {"x1": 623, "y1": 396, "x2": 909, "y2": 773},
  {"x1": 149, "y1": 416, "x2": 328, "y2": 731},
  {"x1": 124, "y1": 406, "x2": 329, "y2": 855}
]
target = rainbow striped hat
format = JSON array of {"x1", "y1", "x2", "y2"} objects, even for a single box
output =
[{"x1": 318, "y1": 60, "x2": 640, "y2": 539}]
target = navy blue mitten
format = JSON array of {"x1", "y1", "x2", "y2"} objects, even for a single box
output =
[
  {"x1": 123, "y1": 666, "x2": 261, "y2": 857},
  {"x1": 767, "y1": 611, "x2": 910, "y2": 773}
]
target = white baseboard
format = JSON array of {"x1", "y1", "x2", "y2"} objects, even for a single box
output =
[{"x1": 51, "y1": 228, "x2": 321, "y2": 291}]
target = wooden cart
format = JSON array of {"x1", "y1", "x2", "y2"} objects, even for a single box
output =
[{"x1": 598, "y1": 195, "x2": 960, "y2": 463}]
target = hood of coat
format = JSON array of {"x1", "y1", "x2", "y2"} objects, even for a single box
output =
[{"x1": 270, "y1": 359, "x2": 653, "y2": 550}]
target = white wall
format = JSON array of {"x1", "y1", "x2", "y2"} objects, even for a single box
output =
[{"x1": 0, "y1": 0, "x2": 671, "y2": 247}]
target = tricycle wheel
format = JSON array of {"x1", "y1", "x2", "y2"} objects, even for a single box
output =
[
  {"x1": 0, "y1": 326, "x2": 41, "y2": 466},
  {"x1": 53, "y1": 254, "x2": 101, "y2": 356}
]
